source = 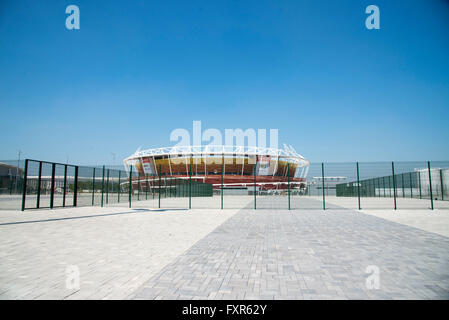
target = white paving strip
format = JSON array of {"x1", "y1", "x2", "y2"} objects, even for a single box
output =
[
  {"x1": 360, "y1": 209, "x2": 449, "y2": 238},
  {"x1": 0, "y1": 206, "x2": 239, "y2": 299}
]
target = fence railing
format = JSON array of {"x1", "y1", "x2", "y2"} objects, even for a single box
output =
[
  {"x1": 20, "y1": 159, "x2": 132, "y2": 210},
  {"x1": 335, "y1": 161, "x2": 448, "y2": 210},
  {"x1": 14, "y1": 159, "x2": 214, "y2": 211},
  {"x1": 1, "y1": 159, "x2": 448, "y2": 211}
]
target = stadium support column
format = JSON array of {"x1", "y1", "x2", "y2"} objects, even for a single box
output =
[
  {"x1": 101, "y1": 165, "x2": 105, "y2": 207},
  {"x1": 356, "y1": 162, "x2": 361, "y2": 210},
  {"x1": 21, "y1": 159, "x2": 29, "y2": 211},
  {"x1": 288, "y1": 163, "x2": 290, "y2": 210},
  {"x1": 391, "y1": 162, "x2": 397, "y2": 210},
  {"x1": 428, "y1": 161, "x2": 433, "y2": 210},
  {"x1": 321, "y1": 163, "x2": 325, "y2": 210},
  {"x1": 128, "y1": 166, "x2": 132, "y2": 208}
]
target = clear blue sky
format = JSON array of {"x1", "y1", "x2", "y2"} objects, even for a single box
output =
[{"x1": 1, "y1": 0, "x2": 448, "y2": 165}]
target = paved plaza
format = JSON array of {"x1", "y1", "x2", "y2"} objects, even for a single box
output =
[
  {"x1": 131, "y1": 209, "x2": 449, "y2": 300},
  {"x1": 0, "y1": 198, "x2": 448, "y2": 300},
  {"x1": 0, "y1": 206, "x2": 240, "y2": 299}
]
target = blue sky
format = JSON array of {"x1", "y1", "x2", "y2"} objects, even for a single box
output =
[{"x1": 1, "y1": 0, "x2": 448, "y2": 165}]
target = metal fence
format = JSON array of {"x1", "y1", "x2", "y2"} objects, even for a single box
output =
[
  {"x1": 1, "y1": 159, "x2": 448, "y2": 211},
  {"x1": 1, "y1": 159, "x2": 214, "y2": 211},
  {"x1": 20, "y1": 160, "x2": 131, "y2": 210}
]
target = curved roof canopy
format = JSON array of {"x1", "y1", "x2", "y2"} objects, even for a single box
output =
[{"x1": 124, "y1": 144, "x2": 309, "y2": 167}]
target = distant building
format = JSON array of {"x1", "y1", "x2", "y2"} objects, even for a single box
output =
[
  {"x1": 0, "y1": 162, "x2": 23, "y2": 194},
  {"x1": 308, "y1": 176, "x2": 347, "y2": 196}
]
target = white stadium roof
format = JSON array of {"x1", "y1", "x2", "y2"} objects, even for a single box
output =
[{"x1": 124, "y1": 144, "x2": 309, "y2": 166}]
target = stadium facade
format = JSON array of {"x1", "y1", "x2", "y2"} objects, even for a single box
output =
[{"x1": 123, "y1": 145, "x2": 310, "y2": 192}]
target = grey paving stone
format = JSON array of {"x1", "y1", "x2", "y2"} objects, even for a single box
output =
[
  {"x1": 0, "y1": 207, "x2": 240, "y2": 299},
  {"x1": 132, "y1": 209, "x2": 449, "y2": 300}
]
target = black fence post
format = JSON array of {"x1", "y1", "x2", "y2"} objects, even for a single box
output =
[
  {"x1": 419, "y1": 171, "x2": 422, "y2": 199},
  {"x1": 189, "y1": 164, "x2": 191, "y2": 209},
  {"x1": 21, "y1": 159, "x2": 29, "y2": 211},
  {"x1": 254, "y1": 163, "x2": 257, "y2": 210},
  {"x1": 152, "y1": 174, "x2": 155, "y2": 199},
  {"x1": 73, "y1": 166, "x2": 78, "y2": 207},
  {"x1": 36, "y1": 161, "x2": 42, "y2": 209},
  {"x1": 9, "y1": 177, "x2": 13, "y2": 195},
  {"x1": 159, "y1": 165, "x2": 162, "y2": 209},
  {"x1": 146, "y1": 175, "x2": 148, "y2": 200},
  {"x1": 221, "y1": 160, "x2": 224, "y2": 210},
  {"x1": 50, "y1": 163, "x2": 56, "y2": 209},
  {"x1": 375, "y1": 178, "x2": 378, "y2": 197},
  {"x1": 128, "y1": 166, "x2": 132, "y2": 208},
  {"x1": 101, "y1": 165, "x2": 105, "y2": 207},
  {"x1": 137, "y1": 174, "x2": 141, "y2": 201},
  {"x1": 92, "y1": 168, "x2": 96, "y2": 206},
  {"x1": 428, "y1": 161, "x2": 433, "y2": 210},
  {"x1": 356, "y1": 162, "x2": 361, "y2": 210},
  {"x1": 106, "y1": 169, "x2": 110, "y2": 205},
  {"x1": 117, "y1": 170, "x2": 121, "y2": 203},
  {"x1": 440, "y1": 169, "x2": 444, "y2": 201},
  {"x1": 391, "y1": 162, "x2": 397, "y2": 210},
  {"x1": 287, "y1": 163, "x2": 290, "y2": 210},
  {"x1": 401, "y1": 174, "x2": 405, "y2": 198},
  {"x1": 322, "y1": 162, "x2": 325, "y2": 210},
  {"x1": 387, "y1": 176, "x2": 390, "y2": 197},
  {"x1": 63, "y1": 165, "x2": 67, "y2": 207}
]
